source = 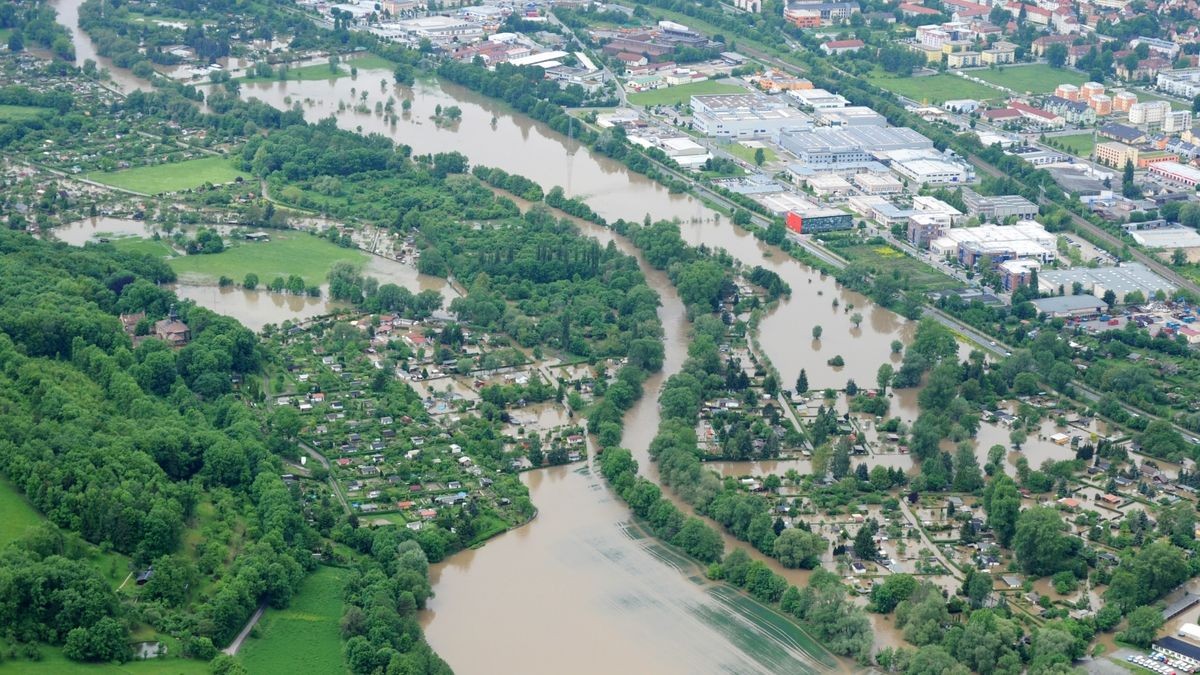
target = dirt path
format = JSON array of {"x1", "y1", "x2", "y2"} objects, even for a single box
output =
[{"x1": 221, "y1": 602, "x2": 267, "y2": 656}]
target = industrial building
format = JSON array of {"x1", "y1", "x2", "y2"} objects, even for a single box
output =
[
  {"x1": 1128, "y1": 225, "x2": 1200, "y2": 250},
  {"x1": 816, "y1": 106, "x2": 887, "y2": 127},
  {"x1": 690, "y1": 94, "x2": 810, "y2": 139},
  {"x1": 785, "y1": 209, "x2": 854, "y2": 233},
  {"x1": 1037, "y1": 262, "x2": 1177, "y2": 300},
  {"x1": 788, "y1": 88, "x2": 849, "y2": 110},
  {"x1": 889, "y1": 150, "x2": 975, "y2": 185},
  {"x1": 906, "y1": 196, "x2": 964, "y2": 247},
  {"x1": 848, "y1": 195, "x2": 917, "y2": 226},
  {"x1": 1030, "y1": 295, "x2": 1107, "y2": 318},
  {"x1": 961, "y1": 188, "x2": 1038, "y2": 221},
  {"x1": 1148, "y1": 161, "x2": 1200, "y2": 188},
  {"x1": 852, "y1": 172, "x2": 903, "y2": 195},
  {"x1": 929, "y1": 222, "x2": 1057, "y2": 266},
  {"x1": 777, "y1": 126, "x2": 933, "y2": 170}
]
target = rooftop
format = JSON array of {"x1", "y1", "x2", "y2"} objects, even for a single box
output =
[
  {"x1": 1030, "y1": 295, "x2": 1107, "y2": 314},
  {"x1": 1038, "y1": 262, "x2": 1177, "y2": 298}
]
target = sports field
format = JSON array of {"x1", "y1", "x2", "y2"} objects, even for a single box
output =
[
  {"x1": 86, "y1": 156, "x2": 247, "y2": 194},
  {"x1": 867, "y1": 73, "x2": 998, "y2": 104},
  {"x1": 970, "y1": 64, "x2": 1087, "y2": 94}
]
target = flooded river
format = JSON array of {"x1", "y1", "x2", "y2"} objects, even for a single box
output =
[{"x1": 44, "y1": 11, "x2": 917, "y2": 665}]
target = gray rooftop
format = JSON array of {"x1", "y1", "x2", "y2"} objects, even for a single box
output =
[
  {"x1": 1039, "y1": 263, "x2": 1177, "y2": 299},
  {"x1": 1030, "y1": 295, "x2": 1106, "y2": 314}
]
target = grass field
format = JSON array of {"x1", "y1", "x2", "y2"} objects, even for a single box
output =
[
  {"x1": 867, "y1": 73, "x2": 998, "y2": 104},
  {"x1": 86, "y1": 156, "x2": 247, "y2": 194},
  {"x1": 0, "y1": 477, "x2": 45, "y2": 547},
  {"x1": 726, "y1": 142, "x2": 777, "y2": 165},
  {"x1": 970, "y1": 64, "x2": 1086, "y2": 94},
  {"x1": 0, "y1": 640, "x2": 209, "y2": 675},
  {"x1": 168, "y1": 230, "x2": 364, "y2": 286},
  {"x1": 242, "y1": 54, "x2": 393, "y2": 83},
  {"x1": 836, "y1": 242, "x2": 960, "y2": 292},
  {"x1": 238, "y1": 566, "x2": 349, "y2": 675},
  {"x1": 628, "y1": 80, "x2": 748, "y2": 107},
  {"x1": 1049, "y1": 133, "x2": 1096, "y2": 158},
  {"x1": 0, "y1": 104, "x2": 51, "y2": 121},
  {"x1": 111, "y1": 236, "x2": 178, "y2": 259}
]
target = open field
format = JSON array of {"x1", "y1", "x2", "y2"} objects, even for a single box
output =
[
  {"x1": 237, "y1": 566, "x2": 349, "y2": 675},
  {"x1": 867, "y1": 73, "x2": 999, "y2": 104},
  {"x1": 168, "y1": 230, "x2": 364, "y2": 286},
  {"x1": 628, "y1": 80, "x2": 748, "y2": 107},
  {"x1": 0, "y1": 641, "x2": 210, "y2": 675},
  {"x1": 242, "y1": 54, "x2": 393, "y2": 83},
  {"x1": 726, "y1": 142, "x2": 777, "y2": 165},
  {"x1": 1048, "y1": 133, "x2": 1096, "y2": 158},
  {"x1": 0, "y1": 477, "x2": 45, "y2": 546},
  {"x1": 970, "y1": 64, "x2": 1086, "y2": 94},
  {"x1": 835, "y1": 242, "x2": 960, "y2": 292},
  {"x1": 0, "y1": 104, "x2": 51, "y2": 121},
  {"x1": 111, "y1": 236, "x2": 178, "y2": 259},
  {"x1": 86, "y1": 156, "x2": 247, "y2": 194}
]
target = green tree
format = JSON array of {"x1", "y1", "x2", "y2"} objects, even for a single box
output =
[
  {"x1": 870, "y1": 573, "x2": 918, "y2": 613},
  {"x1": 1118, "y1": 605, "x2": 1165, "y2": 648},
  {"x1": 953, "y1": 443, "x2": 983, "y2": 492},
  {"x1": 984, "y1": 474, "x2": 1021, "y2": 547},
  {"x1": 243, "y1": 272, "x2": 259, "y2": 290},
  {"x1": 773, "y1": 528, "x2": 826, "y2": 569},
  {"x1": 796, "y1": 369, "x2": 808, "y2": 394},
  {"x1": 1013, "y1": 507, "x2": 1075, "y2": 576},
  {"x1": 876, "y1": 363, "x2": 894, "y2": 394},
  {"x1": 753, "y1": 147, "x2": 766, "y2": 166},
  {"x1": 812, "y1": 325, "x2": 823, "y2": 340},
  {"x1": 853, "y1": 518, "x2": 879, "y2": 561}
]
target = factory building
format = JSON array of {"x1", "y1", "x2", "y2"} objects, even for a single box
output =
[
  {"x1": 929, "y1": 222, "x2": 1057, "y2": 266},
  {"x1": 690, "y1": 94, "x2": 810, "y2": 139}
]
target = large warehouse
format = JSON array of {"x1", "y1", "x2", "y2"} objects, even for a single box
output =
[
  {"x1": 690, "y1": 93, "x2": 810, "y2": 139},
  {"x1": 777, "y1": 126, "x2": 933, "y2": 170},
  {"x1": 1037, "y1": 263, "x2": 1177, "y2": 300}
]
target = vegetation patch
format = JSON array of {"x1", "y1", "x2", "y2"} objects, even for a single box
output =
[
  {"x1": 1046, "y1": 133, "x2": 1096, "y2": 158},
  {"x1": 168, "y1": 231, "x2": 364, "y2": 286},
  {"x1": 726, "y1": 142, "x2": 777, "y2": 165},
  {"x1": 0, "y1": 478, "x2": 45, "y2": 547},
  {"x1": 628, "y1": 80, "x2": 748, "y2": 107},
  {"x1": 237, "y1": 566, "x2": 349, "y2": 675},
  {"x1": 0, "y1": 103, "x2": 51, "y2": 121},
  {"x1": 86, "y1": 156, "x2": 248, "y2": 194}
]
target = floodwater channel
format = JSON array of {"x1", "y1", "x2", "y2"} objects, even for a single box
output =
[{"x1": 42, "y1": 11, "x2": 939, "y2": 666}]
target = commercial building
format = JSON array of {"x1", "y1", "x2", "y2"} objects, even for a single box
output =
[
  {"x1": 930, "y1": 222, "x2": 1057, "y2": 266},
  {"x1": 999, "y1": 259, "x2": 1041, "y2": 291},
  {"x1": 1157, "y1": 68, "x2": 1200, "y2": 99},
  {"x1": 690, "y1": 94, "x2": 810, "y2": 139},
  {"x1": 1130, "y1": 226, "x2": 1200, "y2": 250},
  {"x1": 1037, "y1": 262, "x2": 1177, "y2": 300},
  {"x1": 961, "y1": 188, "x2": 1038, "y2": 221},
  {"x1": 785, "y1": 209, "x2": 854, "y2": 233},
  {"x1": 1030, "y1": 295, "x2": 1107, "y2": 318},
  {"x1": 777, "y1": 125, "x2": 934, "y2": 170},
  {"x1": 1149, "y1": 161, "x2": 1200, "y2": 188},
  {"x1": 756, "y1": 191, "x2": 820, "y2": 216},
  {"x1": 385, "y1": 16, "x2": 483, "y2": 41},
  {"x1": 1154, "y1": 637, "x2": 1200, "y2": 672},
  {"x1": 848, "y1": 195, "x2": 917, "y2": 226},
  {"x1": 806, "y1": 173, "x2": 853, "y2": 196}
]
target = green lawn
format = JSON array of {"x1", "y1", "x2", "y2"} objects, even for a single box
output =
[
  {"x1": 0, "y1": 641, "x2": 209, "y2": 675},
  {"x1": 628, "y1": 80, "x2": 749, "y2": 107},
  {"x1": 970, "y1": 64, "x2": 1086, "y2": 94},
  {"x1": 86, "y1": 156, "x2": 247, "y2": 194},
  {"x1": 726, "y1": 142, "x2": 776, "y2": 165},
  {"x1": 1049, "y1": 133, "x2": 1096, "y2": 158},
  {"x1": 867, "y1": 73, "x2": 998, "y2": 104},
  {"x1": 238, "y1": 566, "x2": 349, "y2": 675},
  {"x1": 168, "y1": 230, "x2": 364, "y2": 286},
  {"x1": 0, "y1": 477, "x2": 45, "y2": 547},
  {"x1": 111, "y1": 236, "x2": 178, "y2": 259},
  {"x1": 0, "y1": 104, "x2": 51, "y2": 121}
]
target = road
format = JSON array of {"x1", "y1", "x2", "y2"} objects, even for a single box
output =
[
  {"x1": 897, "y1": 496, "x2": 964, "y2": 582},
  {"x1": 301, "y1": 441, "x2": 350, "y2": 514},
  {"x1": 221, "y1": 602, "x2": 267, "y2": 656}
]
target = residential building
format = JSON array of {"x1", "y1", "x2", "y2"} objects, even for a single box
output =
[
  {"x1": 1165, "y1": 110, "x2": 1194, "y2": 133},
  {"x1": 1113, "y1": 91, "x2": 1138, "y2": 112},
  {"x1": 1129, "y1": 100, "x2": 1171, "y2": 125},
  {"x1": 982, "y1": 45, "x2": 1016, "y2": 65},
  {"x1": 1157, "y1": 68, "x2": 1200, "y2": 99},
  {"x1": 1055, "y1": 83, "x2": 1080, "y2": 101},
  {"x1": 947, "y1": 51, "x2": 982, "y2": 68},
  {"x1": 1094, "y1": 141, "x2": 1139, "y2": 168},
  {"x1": 734, "y1": 0, "x2": 762, "y2": 11},
  {"x1": 154, "y1": 319, "x2": 190, "y2": 346},
  {"x1": 1009, "y1": 101, "x2": 1065, "y2": 128},
  {"x1": 1131, "y1": 36, "x2": 1181, "y2": 60},
  {"x1": 1042, "y1": 95, "x2": 1097, "y2": 125},
  {"x1": 1098, "y1": 123, "x2": 1145, "y2": 144},
  {"x1": 1090, "y1": 94, "x2": 1112, "y2": 116}
]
